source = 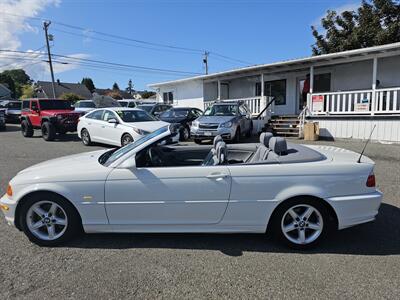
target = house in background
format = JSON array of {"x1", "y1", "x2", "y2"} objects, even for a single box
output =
[
  {"x1": 149, "y1": 42, "x2": 400, "y2": 143},
  {"x1": 94, "y1": 88, "x2": 134, "y2": 99},
  {"x1": 0, "y1": 83, "x2": 12, "y2": 99},
  {"x1": 36, "y1": 80, "x2": 92, "y2": 99}
]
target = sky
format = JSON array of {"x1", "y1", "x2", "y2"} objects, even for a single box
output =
[{"x1": 0, "y1": 0, "x2": 361, "y2": 91}]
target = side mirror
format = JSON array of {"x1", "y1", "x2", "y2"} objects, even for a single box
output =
[{"x1": 108, "y1": 118, "x2": 118, "y2": 124}]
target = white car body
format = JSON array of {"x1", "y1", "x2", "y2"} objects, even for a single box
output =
[
  {"x1": 1, "y1": 125, "x2": 382, "y2": 247},
  {"x1": 77, "y1": 107, "x2": 169, "y2": 147}
]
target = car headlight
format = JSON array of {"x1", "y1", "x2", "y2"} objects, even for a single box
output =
[
  {"x1": 220, "y1": 121, "x2": 233, "y2": 128},
  {"x1": 133, "y1": 127, "x2": 150, "y2": 135}
]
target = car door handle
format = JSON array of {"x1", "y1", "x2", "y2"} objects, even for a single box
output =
[{"x1": 206, "y1": 172, "x2": 229, "y2": 179}]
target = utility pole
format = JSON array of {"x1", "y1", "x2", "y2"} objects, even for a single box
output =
[
  {"x1": 203, "y1": 51, "x2": 209, "y2": 75},
  {"x1": 43, "y1": 21, "x2": 56, "y2": 98}
]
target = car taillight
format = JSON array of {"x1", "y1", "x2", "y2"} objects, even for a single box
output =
[{"x1": 366, "y1": 172, "x2": 376, "y2": 187}]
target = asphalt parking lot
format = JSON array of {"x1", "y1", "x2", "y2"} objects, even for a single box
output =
[{"x1": 0, "y1": 124, "x2": 399, "y2": 299}]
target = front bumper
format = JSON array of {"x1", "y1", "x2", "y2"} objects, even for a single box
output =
[
  {"x1": 5, "y1": 114, "x2": 20, "y2": 123},
  {"x1": 0, "y1": 193, "x2": 17, "y2": 226},
  {"x1": 191, "y1": 126, "x2": 235, "y2": 140},
  {"x1": 326, "y1": 190, "x2": 383, "y2": 230}
]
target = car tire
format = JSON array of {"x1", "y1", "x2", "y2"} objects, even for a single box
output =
[
  {"x1": 233, "y1": 127, "x2": 241, "y2": 143},
  {"x1": 19, "y1": 192, "x2": 82, "y2": 247},
  {"x1": 194, "y1": 138, "x2": 202, "y2": 144},
  {"x1": 246, "y1": 121, "x2": 253, "y2": 138},
  {"x1": 21, "y1": 120, "x2": 33, "y2": 137},
  {"x1": 270, "y1": 197, "x2": 333, "y2": 249},
  {"x1": 121, "y1": 133, "x2": 133, "y2": 147},
  {"x1": 180, "y1": 126, "x2": 190, "y2": 141},
  {"x1": 41, "y1": 122, "x2": 56, "y2": 141},
  {"x1": 81, "y1": 128, "x2": 92, "y2": 146}
]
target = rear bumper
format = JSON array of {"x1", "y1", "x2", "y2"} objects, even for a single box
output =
[{"x1": 326, "y1": 191, "x2": 383, "y2": 230}]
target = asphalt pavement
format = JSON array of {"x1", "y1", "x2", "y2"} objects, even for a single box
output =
[{"x1": 0, "y1": 124, "x2": 399, "y2": 299}]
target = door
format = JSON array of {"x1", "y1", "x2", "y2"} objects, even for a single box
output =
[
  {"x1": 105, "y1": 165, "x2": 231, "y2": 225},
  {"x1": 85, "y1": 109, "x2": 104, "y2": 142},
  {"x1": 29, "y1": 100, "x2": 41, "y2": 127},
  {"x1": 101, "y1": 110, "x2": 123, "y2": 145}
]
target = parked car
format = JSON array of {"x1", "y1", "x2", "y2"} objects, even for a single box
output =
[
  {"x1": 77, "y1": 107, "x2": 169, "y2": 147},
  {"x1": 0, "y1": 109, "x2": 6, "y2": 130},
  {"x1": 191, "y1": 101, "x2": 253, "y2": 143},
  {"x1": 159, "y1": 107, "x2": 203, "y2": 141},
  {"x1": 0, "y1": 100, "x2": 21, "y2": 123},
  {"x1": 118, "y1": 99, "x2": 138, "y2": 108},
  {"x1": 136, "y1": 103, "x2": 172, "y2": 117},
  {"x1": 20, "y1": 99, "x2": 82, "y2": 141},
  {"x1": 73, "y1": 100, "x2": 96, "y2": 114},
  {"x1": 0, "y1": 127, "x2": 382, "y2": 248}
]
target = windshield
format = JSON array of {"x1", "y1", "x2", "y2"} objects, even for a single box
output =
[
  {"x1": 204, "y1": 104, "x2": 237, "y2": 116},
  {"x1": 102, "y1": 126, "x2": 169, "y2": 165},
  {"x1": 79, "y1": 101, "x2": 95, "y2": 108},
  {"x1": 160, "y1": 109, "x2": 189, "y2": 118},
  {"x1": 8, "y1": 102, "x2": 21, "y2": 109},
  {"x1": 137, "y1": 105, "x2": 153, "y2": 113},
  {"x1": 115, "y1": 110, "x2": 156, "y2": 122},
  {"x1": 39, "y1": 100, "x2": 73, "y2": 110}
]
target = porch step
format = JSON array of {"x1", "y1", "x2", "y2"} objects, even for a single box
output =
[{"x1": 267, "y1": 115, "x2": 300, "y2": 137}]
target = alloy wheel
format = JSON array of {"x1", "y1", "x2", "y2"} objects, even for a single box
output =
[
  {"x1": 280, "y1": 204, "x2": 323, "y2": 245},
  {"x1": 26, "y1": 201, "x2": 68, "y2": 241}
]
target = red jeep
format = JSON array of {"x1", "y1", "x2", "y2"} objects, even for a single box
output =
[{"x1": 20, "y1": 99, "x2": 82, "y2": 141}]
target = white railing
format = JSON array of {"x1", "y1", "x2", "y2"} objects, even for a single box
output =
[
  {"x1": 204, "y1": 96, "x2": 273, "y2": 117},
  {"x1": 308, "y1": 87, "x2": 400, "y2": 115}
]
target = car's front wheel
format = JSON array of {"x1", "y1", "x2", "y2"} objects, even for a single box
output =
[
  {"x1": 41, "y1": 122, "x2": 56, "y2": 141},
  {"x1": 19, "y1": 193, "x2": 81, "y2": 246},
  {"x1": 21, "y1": 120, "x2": 33, "y2": 137},
  {"x1": 121, "y1": 133, "x2": 133, "y2": 146},
  {"x1": 180, "y1": 126, "x2": 190, "y2": 141},
  {"x1": 271, "y1": 198, "x2": 333, "y2": 249}
]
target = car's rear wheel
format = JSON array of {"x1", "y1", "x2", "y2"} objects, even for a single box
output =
[
  {"x1": 271, "y1": 198, "x2": 332, "y2": 249},
  {"x1": 41, "y1": 122, "x2": 56, "y2": 141},
  {"x1": 21, "y1": 120, "x2": 33, "y2": 137},
  {"x1": 180, "y1": 126, "x2": 190, "y2": 141},
  {"x1": 81, "y1": 128, "x2": 92, "y2": 146},
  {"x1": 19, "y1": 193, "x2": 81, "y2": 246},
  {"x1": 121, "y1": 133, "x2": 133, "y2": 146}
]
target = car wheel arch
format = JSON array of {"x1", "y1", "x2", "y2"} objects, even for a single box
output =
[
  {"x1": 14, "y1": 190, "x2": 83, "y2": 231},
  {"x1": 265, "y1": 195, "x2": 339, "y2": 234}
]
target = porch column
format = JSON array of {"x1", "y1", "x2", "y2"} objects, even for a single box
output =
[
  {"x1": 371, "y1": 57, "x2": 378, "y2": 115},
  {"x1": 217, "y1": 80, "x2": 221, "y2": 101},
  {"x1": 307, "y1": 66, "x2": 314, "y2": 109}
]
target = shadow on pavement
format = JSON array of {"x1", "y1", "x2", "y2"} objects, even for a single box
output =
[{"x1": 66, "y1": 203, "x2": 400, "y2": 256}]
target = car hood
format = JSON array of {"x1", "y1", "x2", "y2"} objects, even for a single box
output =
[
  {"x1": 197, "y1": 116, "x2": 235, "y2": 124},
  {"x1": 122, "y1": 120, "x2": 170, "y2": 132},
  {"x1": 12, "y1": 150, "x2": 111, "y2": 185},
  {"x1": 40, "y1": 110, "x2": 81, "y2": 116},
  {"x1": 6, "y1": 109, "x2": 21, "y2": 114}
]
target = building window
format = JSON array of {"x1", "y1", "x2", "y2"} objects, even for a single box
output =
[
  {"x1": 256, "y1": 79, "x2": 287, "y2": 105},
  {"x1": 163, "y1": 92, "x2": 174, "y2": 104}
]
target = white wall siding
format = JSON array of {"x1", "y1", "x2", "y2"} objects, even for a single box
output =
[{"x1": 317, "y1": 119, "x2": 400, "y2": 143}]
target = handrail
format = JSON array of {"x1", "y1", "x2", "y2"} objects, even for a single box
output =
[{"x1": 255, "y1": 97, "x2": 276, "y2": 119}]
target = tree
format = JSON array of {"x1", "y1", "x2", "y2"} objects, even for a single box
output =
[
  {"x1": 0, "y1": 69, "x2": 31, "y2": 98},
  {"x1": 141, "y1": 91, "x2": 156, "y2": 99},
  {"x1": 59, "y1": 93, "x2": 84, "y2": 102},
  {"x1": 81, "y1": 77, "x2": 95, "y2": 92},
  {"x1": 20, "y1": 84, "x2": 36, "y2": 99},
  {"x1": 126, "y1": 79, "x2": 134, "y2": 95},
  {"x1": 112, "y1": 82, "x2": 120, "y2": 91},
  {"x1": 311, "y1": 0, "x2": 400, "y2": 55}
]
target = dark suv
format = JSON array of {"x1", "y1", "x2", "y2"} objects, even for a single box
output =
[{"x1": 20, "y1": 99, "x2": 82, "y2": 141}]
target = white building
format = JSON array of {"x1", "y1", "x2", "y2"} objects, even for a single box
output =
[{"x1": 149, "y1": 43, "x2": 400, "y2": 143}]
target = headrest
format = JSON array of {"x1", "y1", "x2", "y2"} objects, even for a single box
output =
[
  {"x1": 216, "y1": 141, "x2": 227, "y2": 163},
  {"x1": 269, "y1": 137, "x2": 287, "y2": 155},
  {"x1": 213, "y1": 135, "x2": 223, "y2": 148},
  {"x1": 259, "y1": 132, "x2": 273, "y2": 147}
]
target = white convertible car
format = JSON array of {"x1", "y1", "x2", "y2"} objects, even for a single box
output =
[{"x1": 1, "y1": 125, "x2": 382, "y2": 248}]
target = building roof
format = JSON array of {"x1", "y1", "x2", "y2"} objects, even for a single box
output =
[
  {"x1": 149, "y1": 42, "x2": 400, "y2": 88},
  {"x1": 36, "y1": 80, "x2": 93, "y2": 99},
  {"x1": 94, "y1": 88, "x2": 134, "y2": 99}
]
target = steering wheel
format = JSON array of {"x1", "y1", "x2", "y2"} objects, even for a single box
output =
[{"x1": 148, "y1": 147, "x2": 163, "y2": 167}]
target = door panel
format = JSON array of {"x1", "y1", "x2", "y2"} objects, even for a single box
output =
[{"x1": 105, "y1": 165, "x2": 231, "y2": 225}]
